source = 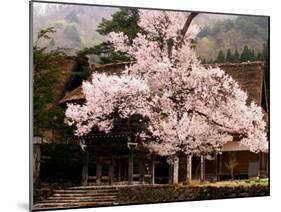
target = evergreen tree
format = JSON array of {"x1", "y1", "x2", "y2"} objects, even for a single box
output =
[
  {"x1": 233, "y1": 49, "x2": 240, "y2": 63},
  {"x1": 216, "y1": 50, "x2": 226, "y2": 63},
  {"x1": 226, "y1": 49, "x2": 233, "y2": 62},
  {"x1": 256, "y1": 51, "x2": 263, "y2": 61},
  {"x1": 240, "y1": 45, "x2": 252, "y2": 62},
  {"x1": 97, "y1": 8, "x2": 140, "y2": 41},
  {"x1": 80, "y1": 8, "x2": 140, "y2": 63},
  {"x1": 249, "y1": 49, "x2": 256, "y2": 61}
]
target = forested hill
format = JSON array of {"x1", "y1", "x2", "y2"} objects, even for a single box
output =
[
  {"x1": 195, "y1": 16, "x2": 268, "y2": 61},
  {"x1": 33, "y1": 4, "x2": 268, "y2": 60},
  {"x1": 33, "y1": 4, "x2": 117, "y2": 54}
]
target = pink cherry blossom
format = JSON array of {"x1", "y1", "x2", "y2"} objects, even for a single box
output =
[{"x1": 66, "y1": 10, "x2": 268, "y2": 156}]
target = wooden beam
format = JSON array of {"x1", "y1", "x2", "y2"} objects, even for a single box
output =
[{"x1": 81, "y1": 150, "x2": 89, "y2": 186}]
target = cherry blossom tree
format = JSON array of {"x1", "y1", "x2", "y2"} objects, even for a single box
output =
[
  {"x1": 65, "y1": 9, "x2": 267, "y2": 184},
  {"x1": 108, "y1": 9, "x2": 268, "y2": 157},
  {"x1": 66, "y1": 10, "x2": 267, "y2": 174}
]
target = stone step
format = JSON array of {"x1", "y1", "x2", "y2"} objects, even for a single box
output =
[
  {"x1": 34, "y1": 186, "x2": 119, "y2": 210},
  {"x1": 54, "y1": 189, "x2": 117, "y2": 193},
  {"x1": 33, "y1": 201, "x2": 116, "y2": 209},
  {"x1": 43, "y1": 199, "x2": 116, "y2": 203},
  {"x1": 68, "y1": 186, "x2": 117, "y2": 190},
  {"x1": 53, "y1": 192, "x2": 117, "y2": 197},
  {"x1": 47, "y1": 196, "x2": 117, "y2": 201}
]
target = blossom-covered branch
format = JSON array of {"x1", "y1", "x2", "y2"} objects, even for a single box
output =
[{"x1": 65, "y1": 73, "x2": 150, "y2": 136}]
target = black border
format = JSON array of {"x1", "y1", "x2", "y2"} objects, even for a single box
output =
[{"x1": 29, "y1": 0, "x2": 270, "y2": 211}]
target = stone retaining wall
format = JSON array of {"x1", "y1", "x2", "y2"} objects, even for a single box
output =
[{"x1": 117, "y1": 184, "x2": 269, "y2": 204}]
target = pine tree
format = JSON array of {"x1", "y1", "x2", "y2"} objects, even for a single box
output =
[
  {"x1": 256, "y1": 51, "x2": 263, "y2": 61},
  {"x1": 240, "y1": 45, "x2": 251, "y2": 62},
  {"x1": 216, "y1": 50, "x2": 226, "y2": 63},
  {"x1": 249, "y1": 49, "x2": 256, "y2": 61},
  {"x1": 226, "y1": 49, "x2": 233, "y2": 62},
  {"x1": 233, "y1": 49, "x2": 240, "y2": 63}
]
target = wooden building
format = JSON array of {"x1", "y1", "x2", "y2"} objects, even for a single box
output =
[{"x1": 58, "y1": 61, "x2": 269, "y2": 185}]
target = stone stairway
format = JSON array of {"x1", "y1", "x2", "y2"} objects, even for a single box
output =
[{"x1": 33, "y1": 185, "x2": 118, "y2": 210}]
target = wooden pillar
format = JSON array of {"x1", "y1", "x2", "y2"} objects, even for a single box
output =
[
  {"x1": 81, "y1": 150, "x2": 89, "y2": 186},
  {"x1": 109, "y1": 156, "x2": 114, "y2": 185},
  {"x1": 186, "y1": 155, "x2": 192, "y2": 185},
  {"x1": 169, "y1": 155, "x2": 179, "y2": 184},
  {"x1": 215, "y1": 153, "x2": 218, "y2": 182},
  {"x1": 33, "y1": 143, "x2": 41, "y2": 184},
  {"x1": 264, "y1": 153, "x2": 269, "y2": 177},
  {"x1": 150, "y1": 154, "x2": 155, "y2": 185},
  {"x1": 128, "y1": 148, "x2": 134, "y2": 185},
  {"x1": 124, "y1": 164, "x2": 127, "y2": 180},
  {"x1": 96, "y1": 156, "x2": 102, "y2": 185},
  {"x1": 200, "y1": 155, "x2": 205, "y2": 182},
  {"x1": 139, "y1": 155, "x2": 145, "y2": 184},
  {"x1": 168, "y1": 161, "x2": 173, "y2": 184},
  {"x1": 117, "y1": 159, "x2": 121, "y2": 182},
  {"x1": 218, "y1": 153, "x2": 222, "y2": 181}
]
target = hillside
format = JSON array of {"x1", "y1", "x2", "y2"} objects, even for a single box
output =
[
  {"x1": 33, "y1": 3, "x2": 268, "y2": 60},
  {"x1": 195, "y1": 16, "x2": 268, "y2": 60},
  {"x1": 33, "y1": 3, "x2": 117, "y2": 54}
]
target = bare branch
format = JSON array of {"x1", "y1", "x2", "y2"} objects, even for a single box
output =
[
  {"x1": 179, "y1": 12, "x2": 199, "y2": 41},
  {"x1": 168, "y1": 12, "x2": 199, "y2": 59}
]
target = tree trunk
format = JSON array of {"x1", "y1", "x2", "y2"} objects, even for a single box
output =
[
  {"x1": 168, "y1": 12, "x2": 199, "y2": 58},
  {"x1": 169, "y1": 155, "x2": 179, "y2": 184},
  {"x1": 231, "y1": 169, "x2": 234, "y2": 180},
  {"x1": 180, "y1": 13, "x2": 199, "y2": 41}
]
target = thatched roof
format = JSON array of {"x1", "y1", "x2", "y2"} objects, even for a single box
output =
[
  {"x1": 59, "y1": 61, "x2": 265, "y2": 106},
  {"x1": 59, "y1": 61, "x2": 133, "y2": 104},
  {"x1": 59, "y1": 86, "x2": 84, "y2": 104},
  {"x1": 213, "y1": 61, "x2": 264, "y2": 105}
]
